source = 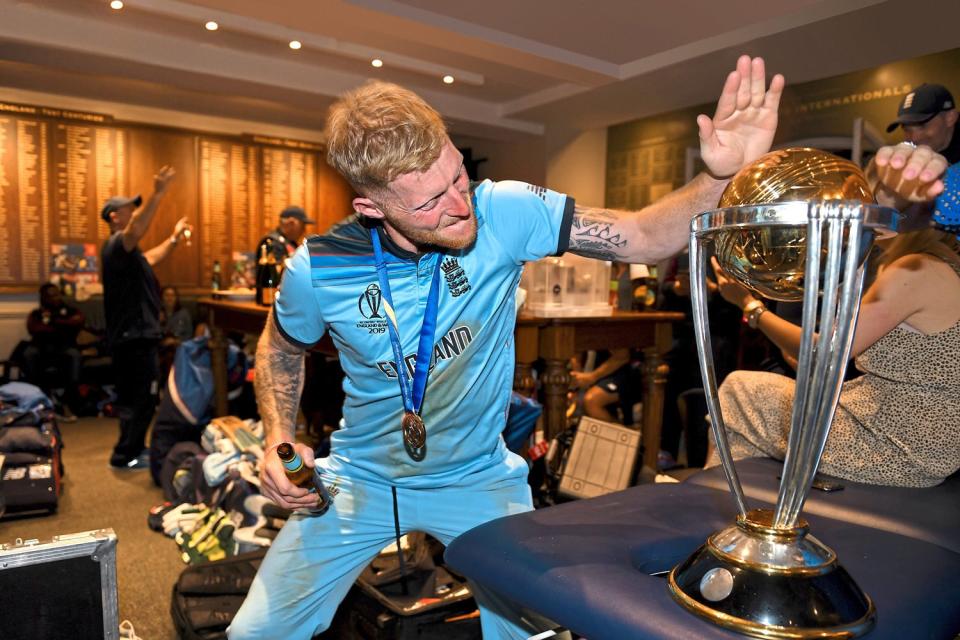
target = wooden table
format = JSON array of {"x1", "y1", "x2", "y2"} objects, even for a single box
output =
[
  {"x1": 199, "y1": 298, "x2": 268, "y2": 417},
  {"x1": 200, "y1": 298, "x2": 681, "y2": 473},
  {"x1": 515, "y1": 310, "x2": 683, "y2": 472}
]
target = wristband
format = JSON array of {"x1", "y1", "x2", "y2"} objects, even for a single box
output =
[{"x1": 169, "y1": 235, "x2": 179, "y2": 246}]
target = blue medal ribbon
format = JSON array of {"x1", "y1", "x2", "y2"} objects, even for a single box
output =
[{"x1": 370, "y1": 228, "x2": 442, "y2": 445}]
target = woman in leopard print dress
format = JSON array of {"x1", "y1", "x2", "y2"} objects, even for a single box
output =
[{"x1": 706, "y1": 149, "x2": 960, "y2": 488}]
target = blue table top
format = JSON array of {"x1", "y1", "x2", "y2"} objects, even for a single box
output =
[
  {"x1": 445, "y1": 480, "x2": 960, "y2": 639},
  {"x1": 688, "y1": 458, "x2": 960, "y2": 554}
]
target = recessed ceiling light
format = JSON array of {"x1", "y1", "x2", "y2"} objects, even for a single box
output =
[
  {"x1": 371, "y1": 59, "x2": 383, "y2": 68},
  {"x1": 442, "y1": 75, "x2": 455, "y2": 85},
  {"x1": 289, "y1": 40, "x2": 302, "y2": 50},
  {"x1": 109, "y1": 0, "x2": 124, "y2": 9},
  {"x1": 205, "y1": 21, "x2": 219, "y2": 31}
]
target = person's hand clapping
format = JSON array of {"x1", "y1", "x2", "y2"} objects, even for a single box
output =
[{"x1": 698, "y1": 55, "x2": 785, "y2": 179}]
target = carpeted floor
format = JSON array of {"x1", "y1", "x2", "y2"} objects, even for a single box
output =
[{"x1": 0, "y1": 416, "x2": 184, "y2": 639}]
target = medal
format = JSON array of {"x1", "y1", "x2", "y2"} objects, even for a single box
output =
[
  {"x1": 401, "y1": 411, "x2": 427, "y2": 449},
  {"x1": 371, "y1": 228, "x2": 442, "y2": 457}
]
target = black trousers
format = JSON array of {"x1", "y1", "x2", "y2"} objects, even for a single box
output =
[{"x1": 111, "y1": 339, "x2": 160, "y2": 463}]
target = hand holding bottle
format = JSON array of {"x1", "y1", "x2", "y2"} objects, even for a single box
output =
[
  {"x1": 173, "y1": 217, "x2": 193, "y2": 245},
  {"x1": 261, "y1": 441, "x2": 329, "y2": 513}
]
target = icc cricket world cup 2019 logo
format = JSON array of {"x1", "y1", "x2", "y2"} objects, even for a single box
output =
[
  {"x1": 357, "y1": 284, "x2": 388, "y2": 334},
  {"x1": 359, "y1": 283, "x2": 383, "y2": 319}
]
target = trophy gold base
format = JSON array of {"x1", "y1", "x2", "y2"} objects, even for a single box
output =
[{"x1": 667, "y1": 509, "x2": 875, "y2": 639}]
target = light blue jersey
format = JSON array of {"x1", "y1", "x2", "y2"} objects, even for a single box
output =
[{"x1": 274, "y1": 179, "x2": 574, "y2": 488}]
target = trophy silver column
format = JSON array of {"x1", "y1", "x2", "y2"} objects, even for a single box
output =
[{"x1": 668, "y1": 148, "x2": 898, "y2": 638}]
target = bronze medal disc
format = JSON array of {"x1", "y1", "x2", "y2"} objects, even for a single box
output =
[{"x1": 402, "y1": 412, "x2": 426, "y2": 449}]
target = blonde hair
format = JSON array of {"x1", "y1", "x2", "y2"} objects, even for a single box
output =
[
  {"x1": 325, "y1": 81, "x2": 447, "y2": 193},
  {"x1": 877, "y1": 227, "x2": 960, "y2": 269},
  {"x1": 864, "y1": 226, "x2": 960, "y2": 286}
]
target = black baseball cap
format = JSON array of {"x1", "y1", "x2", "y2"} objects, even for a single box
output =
[
  {"x1": 100, "y1": 194, "x2": 142, "y2": 221},
  {"x1": 886, "y1": 83, "x2": 955, "y2": 132},
  {"x1": 280, "y1": 205, "x2": 315, "y2": 224}
]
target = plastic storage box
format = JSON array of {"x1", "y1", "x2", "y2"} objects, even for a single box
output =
[
  {"x1": 521, "y1": 254, "x2": 612, "y2": 317},
  {"x1": 0, "y1": 528, "x2": 119, "y2": 639}
]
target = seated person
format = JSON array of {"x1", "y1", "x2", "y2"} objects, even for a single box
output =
[
  {"x1": 161, "y1": 285, "x2": 194, "y2": 343},
  {"x1": 159, "y1": 285, "x2": 197, "y2": 381},
  {"x1": 570, "y1": 348, "x2": 644, "y2": 428},
  {"x1": 707, "y1": 146, "x2": 959, "y2": 488},
  {"x1": 23, "y1": 283, "x2": 85, "y2": 410}
]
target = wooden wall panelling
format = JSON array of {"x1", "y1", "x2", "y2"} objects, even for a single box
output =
[
  {"x1": 0, "y1": 100, "x2": 356, "y2": 291},
  {"x1": 127, "y1": 127, "x2": 199, "y2": 290}
]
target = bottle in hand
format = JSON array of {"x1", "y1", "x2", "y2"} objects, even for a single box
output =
[
  {"x1": 256, "y1": 241, "x2": 279, "y2": 307},
  {"x1": 276, "y1": 442, "x2": 331, "y2": 515}
]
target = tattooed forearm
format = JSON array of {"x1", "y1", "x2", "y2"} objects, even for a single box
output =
[
  {"x1": 569, "y1": 205, "x2": 631, "y2": 260},
  {"x1": 255, "y1": 309, "x2": 306, "y2": 446},
  {"x1": 567, "y1": 173, "x2": 728, "y2": 264}
]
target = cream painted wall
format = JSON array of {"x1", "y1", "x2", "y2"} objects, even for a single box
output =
[
  {"x1": 545, "y1": 127, "x2": 608, "y2": 207},
  {"x1": 451, "y1": 134, "x2": 547, "y2": 186},
  {"x1": 452, "y1": 127, "x2": 608, "y2": 208}
]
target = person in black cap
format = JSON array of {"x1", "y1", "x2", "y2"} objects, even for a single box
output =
[
  {"x1": 886, "y1": 83, "x2": 959, "y2": 164},
  {"x1": 100, "y1": 164, "x2": 191, "y2": 470},
  {"x1": 257, "y1": 205, "x2": 315, "y2": 263}
]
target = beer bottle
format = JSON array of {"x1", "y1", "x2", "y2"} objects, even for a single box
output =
[
  {"x1": 211, "y1": 260, "x2": 222, "y2": 292},
  {"x1": 275, "y1": 442, "x2": 331, "y2": 515},
  {"x1": 645, "y1": 264, "x2": 659, "y2": 309},
  {"x1": 255, "y1": 244, "x2": 266, "y2": 305},
  {"x1": 256, "y1": 241, "x2": 279, "y2": 306}
]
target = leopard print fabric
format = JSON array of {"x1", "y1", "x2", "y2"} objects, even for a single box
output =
[{"x1": 707, "y1": 260, "x2": 960, "y2": 488}]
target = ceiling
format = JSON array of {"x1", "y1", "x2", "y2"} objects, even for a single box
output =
[{"x1": 1, "y1": 0, "x2": 958, "y2": 141}]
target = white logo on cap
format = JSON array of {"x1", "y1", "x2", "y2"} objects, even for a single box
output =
[
  {"x1": 903, "y1": 92, "x2": 915, "y2": 109},
  {"x1": 946, "y1": 100, "x2": 954, "y2": 109}
]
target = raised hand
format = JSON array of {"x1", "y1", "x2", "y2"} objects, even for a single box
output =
[
  {"x1": 871, "y1": 143, "x2": 947, "y2": 202},
  {"x1": 699, "y1": 55, "x2": 785, "y2": 179},
  {"x1": 154, "y1": 165, "x2": 176, "y2": 195}
]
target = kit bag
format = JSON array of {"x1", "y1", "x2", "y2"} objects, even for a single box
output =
[
  {"x1": 170, "y1": 548, "x2": 266, "y2": 640},
  {"x1": 345, "y1": 566, "x2": 481, "y2": 640},
  {"x1": 0, "y1": 409, "x2": 63, "y2": 518}
]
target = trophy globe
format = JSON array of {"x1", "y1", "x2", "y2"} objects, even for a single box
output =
[{"x1": 667, "y1": 148, "x2": 898, "y2": 638}]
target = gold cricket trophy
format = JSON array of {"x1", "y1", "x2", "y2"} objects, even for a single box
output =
[{"x1": 667, "y1": 148, "x2": 899, "y2": 638}]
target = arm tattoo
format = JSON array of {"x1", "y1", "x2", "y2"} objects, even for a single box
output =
[
  {"x1": 569, "y1": 205, "x2": 630, "y2": 261},
  {"x1": 255, "y1": 309, "x2": 306, "y2": 445}
]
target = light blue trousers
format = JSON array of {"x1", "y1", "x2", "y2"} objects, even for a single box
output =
[{"x1": 228, "y1": 452, "x2": 556, "y2": 639}]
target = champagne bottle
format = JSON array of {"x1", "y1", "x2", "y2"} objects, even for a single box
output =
[
  {"x1": 256, "y1": 241, "x2": 278, "y2": 306},
  {"x1": 276, "y1": 442, "x2": 331, "y2": 515}
]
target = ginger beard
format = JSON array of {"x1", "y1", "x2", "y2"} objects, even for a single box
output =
[{"x1": 381, "y1": 194, "x2": 478, "y2": 251}]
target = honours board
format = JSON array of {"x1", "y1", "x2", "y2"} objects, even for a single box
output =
[{"x1": 0, "y1": 102, "x2": 353, "y2": 290}]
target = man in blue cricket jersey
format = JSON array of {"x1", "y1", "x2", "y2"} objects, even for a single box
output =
[{"x1": 230, "y1": 55, "x2": 785, "y2": 639}]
